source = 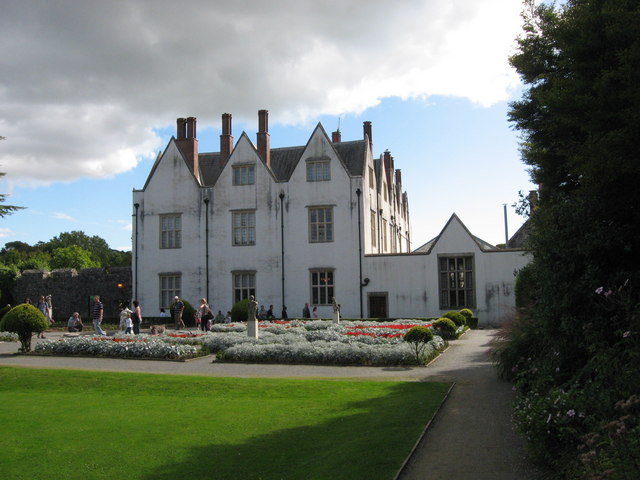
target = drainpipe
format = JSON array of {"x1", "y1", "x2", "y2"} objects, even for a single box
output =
[
  {"x1": 204, "y1": 197, "x2": 210, "y2": 302},
  {"x1": 356, "y1": 188, "x2": 363, "y2": 318},
  {"x1": 279, "y1": 192, "x2": 285, "y2": 310},
  {"x1": 133, "y1": 203, "x2": 139, "y2": 302}
]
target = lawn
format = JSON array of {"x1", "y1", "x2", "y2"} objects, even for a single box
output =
[{"x1": 0, "y1": 367, "x2": 449, "y2": 480}]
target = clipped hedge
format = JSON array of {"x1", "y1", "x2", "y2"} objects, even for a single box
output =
[{"x1": 433, "y1": 317, "x2": 458, "y2": 340}]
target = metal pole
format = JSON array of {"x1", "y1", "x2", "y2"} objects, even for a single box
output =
[
  {"x1": 133, "y1": 203, "x2": 139, "y2": 302},
  {"x1": 503, "y1": 203, "x2": 509, "y2": 246},
  {"x1": 356, "y1": 188, "x2": 363, "y2": 318},
  {"x1": 279, "y1": 192, "x2": 285, "y2": 311},
  {"x1": 204, "y1": 197, "x2": 210, "y2": 302}
]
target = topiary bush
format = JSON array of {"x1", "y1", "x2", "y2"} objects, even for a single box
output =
[
  {"x1": 443, "y1": 310, "x2": 466, "y2": 327},
  {"x1": 459, "y1": 309, "x2": 478, "y2": 328},
  {"x1": 433, "y1": 317, "x2": 457, "y2": 340},
  {"x1": 231, "y1": 298, "x2": 251, "y2": 323},
  {"x1": 404, "y1": 326, "x2": 435, "y2": 365},
  {"x1": 0, "y1": 303, "x2": 48, "y2": 352}
]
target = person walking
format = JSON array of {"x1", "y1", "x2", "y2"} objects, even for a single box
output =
[
  {"x1": 132, "y1": 300, "x2": 142, "y2": 335},
  {"x1": 173, "y1": 296, "x2": 185, "y2": 330},
  {"x1": 92, "y1": 295, "x2": 106, "y2": 335},
  {"x1": 302, "y1": 303, "x2": 311, "y2": 319}
]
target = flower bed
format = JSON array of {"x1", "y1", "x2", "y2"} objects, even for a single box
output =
[
  {"x1": 200, "y1": 319, "x2": 444, "y2": 366},
  {"x1": 33, "y1": 335, "x2": 201, "y2": 360},
  {"x1": 28, "y1": 319, "x2": 446, "y2": 365},
  {"x1": 0, "y1": 331, "x2": 19, "y2": 342}
]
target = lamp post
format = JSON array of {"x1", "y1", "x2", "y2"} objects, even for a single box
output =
[
  {"x1": 204, "y1": 197, "x2": 210, "y2": 302},
  {"x1": 356, "y1": 188, "x2": 363, "y2": 318},
  {"x1": 279, "y1": 192, "x2": 285, "y2": 310}
]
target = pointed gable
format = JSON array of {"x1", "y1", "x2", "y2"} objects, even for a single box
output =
[{"x1": 414, "y1": 213, "x2": 497, "y2": 254}]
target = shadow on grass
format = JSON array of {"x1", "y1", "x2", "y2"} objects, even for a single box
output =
[{"x1": 140, "y1": 381, "x2": 449, "y2": 480}]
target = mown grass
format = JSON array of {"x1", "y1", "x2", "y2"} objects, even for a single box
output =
[{"x1": 0, "y1": 367, "x2": 448, "y2": 480}]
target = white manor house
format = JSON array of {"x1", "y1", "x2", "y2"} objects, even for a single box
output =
[{"x1": 132, "y1": 110, "x2": 529, "y2": 325}]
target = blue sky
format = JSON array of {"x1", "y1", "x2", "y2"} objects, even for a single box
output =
[{"x1": 0, "y1": 0, "x2": 534, "y2": 252}]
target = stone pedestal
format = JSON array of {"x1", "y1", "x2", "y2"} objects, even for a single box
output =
[
  {"x1": 247, "y1": 319, "x2": 259, "y2": 338},
  {"x1": 332, "y1": 312, "x2": 340, "y2": 324}
]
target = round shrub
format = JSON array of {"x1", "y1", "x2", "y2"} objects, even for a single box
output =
[
  {"x1": 459, "y1": 308, "x2": 473, "y2": 320},
  {"x1": 404, "y1": 326, "x2": 434, "y2": 344},
  {"x1": 443, "y1": 311, "x2": 466, "y2": 327},
  {"x1": 404, "y1": 326, "x2": 435, "y2": 364},
  {"x1": 0, "y1": 303, "x2": 48, "y2": 352},
  {"x1": 231, "y1": 298, "x2": 251, "y2": 323},
  {"x1": 433, "y1": 317, "x2": 457, "y2": 340}
]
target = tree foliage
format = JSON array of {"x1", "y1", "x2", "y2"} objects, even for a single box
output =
[
  {"x1": 494, "y1": 1, "x2": 640, "y2": 477},
  {"x1": 0, "y1": 171, "x2": 23, "y2": 218},
  {"x1": 50, "y1": 245, "x2": 99, "y2": 270},
  {"x1": 0, "y1": 230, "x2": 130, "y2": 271}
]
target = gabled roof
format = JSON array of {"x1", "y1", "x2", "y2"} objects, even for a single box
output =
[
  {"x1": 194, "y1": 122, "x2": 368, "y2": 186},
  {"x1": 413, "y1": 213, "x2": 498, "y2": 254}
]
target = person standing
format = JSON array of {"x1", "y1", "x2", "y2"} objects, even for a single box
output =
[
  {"x1": 124, "y1": 314, "x2": 133, "y2": 334},
  {"x1": 281, "y1": 305, "x2": 288, "y2": 319},
  {"x1": 198, "y1": 298, "x2": 213, "y2": 332},
  {"x1": 312, "y1": 306, "x2": 318, "y2": 319},
  {"x1": 132, "y1": 300, "x2": 142, "y2": 335},
  {"x1": 92, "y1": 295, "x2": 106, "y2": 335},
  {"x1": 36, "y1": 295, "x2": 50, "y2": 338},
  {"x1": 302, "y1": 303, "x2": 311, "y2": 319},
  {"x1": 173, "y1": 296, "x2": 185, "y2": 330}
]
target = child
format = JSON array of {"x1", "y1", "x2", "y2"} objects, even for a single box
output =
[{"x1": 124, "y1": 312, "x2": 133, "y2": 334}]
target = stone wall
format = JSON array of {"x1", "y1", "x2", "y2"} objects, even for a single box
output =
[{"x1": 12, "y1": 267, "x2": 132, "y2": 321}]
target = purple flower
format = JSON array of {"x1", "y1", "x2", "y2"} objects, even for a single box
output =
[
  {"x1": 595, "y1": 286, "x2": 604, "y2": 294},
  {"x1": 623, "y1": 331, "x2": 631, "y2": 338},
  {"x1": 567, "y1": 409, "x2": 576, "y2": 417}
]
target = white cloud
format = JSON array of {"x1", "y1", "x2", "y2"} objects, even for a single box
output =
[
  {"x1": 53, "y1": 212, "x2": 76, "y2": 221},
  {"x1": 0, "y1": 0, "x2": 523, "y2": 184},
  {"x1": 0, "y1": 228, "x2": 13, "y2": 238}
]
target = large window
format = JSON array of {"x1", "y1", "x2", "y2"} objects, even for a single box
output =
[
  {"x1": 160, "y1": 214, "x2": 181, "y2": 249},
  {"x1": 233, "y1": 272, "x2": 255, "y2": 304},
  {"x1": 309, "y1": 207, "x2": 333, "y2": 243},
  {"x1": 306, "y1": 160, "x2": 330, "y2": 182},
  {"x1": 439, "y1": 256, "x2": 475, "y2": 309},
  {"x1": 233, "y1": 165, "x2": 255, "y2": 185},
  {"x1": 311, "y1": 269, "x2": 334, "y2": 306},
  {"x1": 369, "y1": 166, "x2": 375, "y2": 189},
  {"x1": 159, "y1": 274, "x2": 181, "y2": 309},
  {"x1": 232, "y1": 210, "x2": 256, "y2": 246}
]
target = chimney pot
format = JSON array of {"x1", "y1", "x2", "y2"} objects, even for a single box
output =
[
  {"x1": 332, "y1": 130, "x2": 341, "y2": 143},
  {"x1": 186, "y1": 117, "x2": 197, "y2": 139}
]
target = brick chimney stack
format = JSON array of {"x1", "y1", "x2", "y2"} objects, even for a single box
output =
[
  {"x1": 257, "y1": 109, "x2": 270, "y2": 168},
  {"x1": 331, "y1": 129, "x2": 341, "y2": 143},
  {"x1": 175, "y1": 116, "x2": 199, "y2": 181},
  {"x1": 363, "y1": 121, "x2": 372, "y2": 150},
  {"x1": 383, "y1": 150, "x2": 393, "y2": 186},
  {"x1": 176, "y1": 118, "x2": 186, "y2": 139},
  {"x1": 220, "y1": 113, "x2": 233, "y2": 160}
]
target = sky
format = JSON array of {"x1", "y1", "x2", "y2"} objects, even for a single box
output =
[{"x1": 0, "y1": 0, "x2": 535, "y2": 252}]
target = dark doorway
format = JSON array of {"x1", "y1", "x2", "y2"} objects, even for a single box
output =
[{"x1": 368, "y1": 293, "x2": 388, "y2": 318}]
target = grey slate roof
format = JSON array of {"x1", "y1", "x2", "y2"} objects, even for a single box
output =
[{"x1": 196, "y1": 139, "x2": 367, "y2": 186}]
